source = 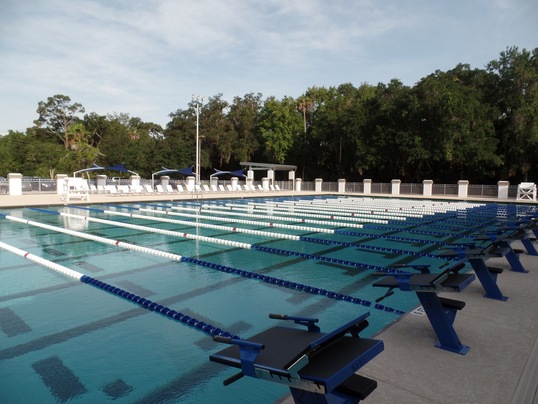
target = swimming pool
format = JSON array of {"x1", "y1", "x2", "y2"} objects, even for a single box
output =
[{"x1": 1, "y1": 196, "x2": 535, "y2": 403}]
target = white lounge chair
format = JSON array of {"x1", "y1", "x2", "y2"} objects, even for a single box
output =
[
  {"x1": 145, "y1": 184, "x2": 155, "y2": 194},
  {"x1": 203, "y1": 184, "x2": 211, "y2": 192}
]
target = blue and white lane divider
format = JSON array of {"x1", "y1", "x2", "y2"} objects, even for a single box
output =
[
  {"x1": 30, "y1": 208, "x2": 412, "y2": 273},
  {"x1": 136, "y1": 204, "x2": 467, "y2": 248},
  {"x1": 176, "y1": 204, "x2": 366, "y2": 229},
  {"x1": 76, "y1": 205, "x2": 452, "y2": 260},
  {"x1": 0, "y1": 241, "x2": 238, "y2": 338},
  {"x1": 134, "y1": 203, "x2": 335, "y2": 234},
  {"x1": 199, "y1": 204, "x2": 377, "y2": 227},
  {"x1": 74, "y1": 205, "x2": 301, "y2": 241},
  {"x1": 2, "y1": 213, "x2": 405, "y2": 314}
]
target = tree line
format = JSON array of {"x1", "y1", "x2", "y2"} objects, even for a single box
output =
[{"x1": 1, "y1": 46, "x2": 536, "y2": 184}]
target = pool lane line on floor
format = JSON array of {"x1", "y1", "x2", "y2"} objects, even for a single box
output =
[
  {"x1": 76, "y1": 205, "x2": 455, "y2": 260},
  {"x1": 0, "y1": 240, "x2": 238, "y2": 339},
  {"x1": 219, "y1": 201, "x2": 502, "y2": 230},
  {"x1": 198, "y1": 204, "x2": 377, "y2": 227},
  {"x1": 177, "y1": 204, "x2": 367, "y2": 229},
  {"x1": 139, "y1": 203, "x2": 472, "y2": 248},
  {"x1": 30, "y1": 207, "x2": 414, "y2": 274},
  {"x1": 3, "y1": 212, "x2": 405, "y2": 314},
  {"x1": 136, "y1": 203, "x2": 335, "y2": 234},
  {"x1": 162, "y1": 200, "x2": 485, "y2": 239}
]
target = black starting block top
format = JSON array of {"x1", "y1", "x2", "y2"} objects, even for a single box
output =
[
  {"x1": 210, "y1": 313, "x2": 383, "y2": 395},
  {"x1": 372, "y1": 272, "x2": 475, "y2": 293}
]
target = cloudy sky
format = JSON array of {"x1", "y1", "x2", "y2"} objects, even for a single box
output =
[{"x1": 0, "y1": 0, "x2": 536, "y2": 134}]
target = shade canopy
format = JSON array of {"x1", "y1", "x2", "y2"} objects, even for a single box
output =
[
  {"x1": 210, "y1": 168, "x2": 246, "y2": 178},
  {"x1": 152, "y1": 166, "x2": 194, "y2": 177}
]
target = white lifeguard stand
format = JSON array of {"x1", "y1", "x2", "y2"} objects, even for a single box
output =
[{"x1": 516, "y1": 182, "x2": 537, "y2": 201}]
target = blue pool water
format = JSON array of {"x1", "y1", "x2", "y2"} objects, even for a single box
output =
[{"x1": 1, "y1": 196, "x2": 535, "y2": 403}]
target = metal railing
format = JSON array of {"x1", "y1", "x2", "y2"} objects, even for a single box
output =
[{"x1": 0, "y1": 177, "x2": 528, "y2": 201}]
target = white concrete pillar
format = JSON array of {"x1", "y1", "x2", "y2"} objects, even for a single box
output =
[
  {"x1": 8, "y1": 173, "x2": 22, "y2": 196},
  {"x1": 423, "y1": 180, "x2": 433, "y2": 197},
  {"x1": 497, "y1": 181, "x2": 509, "y2": 200},
  {"x1": 363, "y1": 179, "x2": 372, "y2": 194},
  {"x1": 96, "y1": 175, "x2": 107, "y2": 188},
  {"x1": 338, "y1": 179, "x2": 346, "y2": 193},
  {"x1": 391, "y1": 179, "x2": 401, "y2": 195},
  {"x1": 262, "y1": 177, "x2": 270, "y2": 190},
  {"x1": 458, "y1": 180, "x2": 469, "y2": 198},
  {"x1": 231, "y1": 177, "x2": 239, "y2": 190},
  {"x1": 186, "y1": 176, "x2": 195, "y2": 191},
  {"x1": 289, "y1": 170, "x2": 295, "y2": 191},
  {"x1": 268, "y1": 169, "x2": 275, "y2": 184},
  {"x1": 56, "y1": 174, "x2": 68, "y2": 196},
  {"x1": 160, "y1": 175, "x2": 170, "y2": 188},
  {"x1": 295, "y1": 178, "x2": 302, "y2": 192},
  {"x1": 130, "y1": 175, "x2": 141, "y2": 187},
  {"x1": 315, "y1": 178, "x2": 323, "y2": 192}
]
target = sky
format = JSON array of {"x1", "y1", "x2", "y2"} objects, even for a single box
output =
[{"x1": 0, "y1": 0, "x2": 536, "y2": 135}]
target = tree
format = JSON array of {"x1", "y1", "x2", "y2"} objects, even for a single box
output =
[
  {"x1": 487, "y1": 46, "x2": 538, "y2": 181},
  {"x1": 228, "y1": 93, "x2": 263, "y2": 163},
  {"x1": 34, "y1": 95, "x2": 85, "y2": 149},
  {"x1": 259, "y1": 96, "x2": 303, "y2": 164}
]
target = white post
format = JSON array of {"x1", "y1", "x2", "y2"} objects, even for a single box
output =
[
  {"x1": 186, "y1": 176, "x2": 195, "y2": 192},
  {"x1": 363, "y1": 179, "x2": 372, "y2": 194},
  {"x1": 7, "y1": 173, "x2": 22, "y2": 196},
  {"x1": 160, "y1": 175, "x2": 170, "y2": 188},
  {"x1": 338, "y1": 179, "x2": 346, "y2": 193},
  {"x1": 192, "y1": 95, "x2": 205, "y2": 185},
  {"x1": 423, "y1": 180, "x2": 433, "y2": 197},
  {"x1": 289, "y1": 170, "x2": 295, "y2": 191},
  {"x1": 497, "y1": 181, "x2": 509, "y2": 199},
  {"x1": 231, "y1": 177, "x2": 239, "y2": 190},
  {"x1": 391, "y1": 179, "x2": 401, "y2": 195},
  {"x1": 268, "y1": 169, "x2": 275, "y2": 185},
  {"x1": 315, "y1": 178, "x2": 323, "y2": 192},
  {"x1": 295, "y1": 178, "x2": 302, "y2": 192},
  {"x1": 56, "y1": 174, "x2": 68, "y2": 196},
  {"x1": 262, "y1": 177, "x2": 270, "y2": 190},
  {"x1": 458, "y1": 180, "x2": 469, "y2": 198}
]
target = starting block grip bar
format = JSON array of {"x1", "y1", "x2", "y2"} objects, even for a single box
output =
[
  {"x1": 213, "y1": 336, "x2": 265, "y2": 350},
  {"x1": 269, "y1": 313, "x2": 320, "y2": 332}
]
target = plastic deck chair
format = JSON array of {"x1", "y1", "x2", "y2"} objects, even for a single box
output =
[{"x1": 516, "y1": 182, "x2": 536, "y2": 201}]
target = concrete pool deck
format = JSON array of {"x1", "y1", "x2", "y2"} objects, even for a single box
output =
[{"x1": 1, "y1": 192, "x2": 537, "y2": 403}]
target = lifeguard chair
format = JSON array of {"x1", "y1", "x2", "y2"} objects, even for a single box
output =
[{"x1": 516, "y1": 182, "x2": 536, "y2": 201}]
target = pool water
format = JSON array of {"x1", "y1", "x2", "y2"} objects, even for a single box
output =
[{"x1": 0, "y1": 196, "x2": 534, "y2": 403}]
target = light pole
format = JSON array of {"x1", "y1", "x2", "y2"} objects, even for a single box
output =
[{"x1": 192, "y1": 95, "x2": 205, "y2": 185}]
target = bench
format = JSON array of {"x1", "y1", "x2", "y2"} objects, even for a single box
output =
[{"x1": 210, "y1": 312, "x2": 383, "y2": 403}]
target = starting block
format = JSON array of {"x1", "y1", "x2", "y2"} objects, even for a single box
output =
[
  {"x1": 210, "y1": 312, "x2": 383, "y2": 403},
  {"x1": 373, "y1": 262, "x2": 474, "y2": 355},
  {"x1": 439, "y1": 246, "x2": 509, "y2": 301}
]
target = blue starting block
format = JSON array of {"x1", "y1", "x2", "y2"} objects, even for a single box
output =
[
  {"x1": 499, "y1": 221, "x2": 538, "y2": 256},
  {"x1": 210, "y1": 312, "x2": 383, "y2": 403},
  {"x1": 373, "y1": 262, "x2": 474, "y2": 355},
  {"x1": 439, "y1": 246, "x2": 509, "y2": 301}
]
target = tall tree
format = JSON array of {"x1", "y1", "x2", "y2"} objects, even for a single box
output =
[
  {"x1": 34, "y1": 94, "x2": 85, "y2": 149},
  {"x1": 228, "y1": 93, "x2": 263, "y2": 164},
  {"x1": 259, "y1": 96, "x2": 303, "y2": 164},
  {"x1": 487, "y1": 46, "x2": 538, "y2": 181}
]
